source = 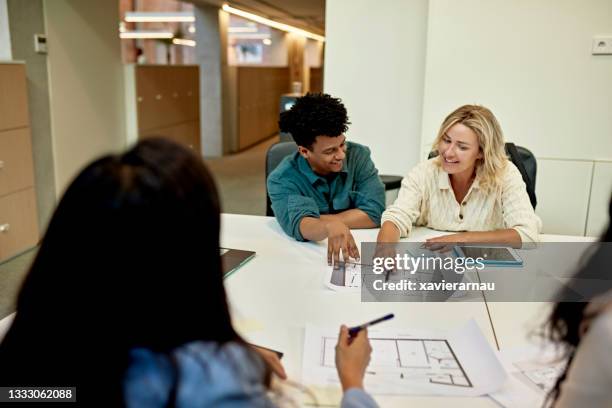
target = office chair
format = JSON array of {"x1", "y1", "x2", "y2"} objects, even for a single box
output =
[
  {"x1": 265, "y1": 141, "x2": 404, "y2": 216},
  {"x1": 427, "y1": 143, "x2": 537, "y2": 209},
  {"x1": 265, "y1": 141, "x2": 298, "y2": 216}
]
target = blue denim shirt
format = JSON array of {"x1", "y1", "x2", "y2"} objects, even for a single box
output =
[
  {"x1": 124, "y1": 341, "x2": 378, "y2": 408},
  {"x1": 267, "y1": 141, "x2": 385, "y2": 241}
]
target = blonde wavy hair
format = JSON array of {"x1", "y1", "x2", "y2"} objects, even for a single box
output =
[{"x1": 432, "y1": 104, "x2": 507, "y2": 192}]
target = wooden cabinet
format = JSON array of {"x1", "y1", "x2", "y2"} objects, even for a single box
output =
[
  {"x1": 0, "y1": 63, "x2": 39, "y2": 262},
  {"x1": 0, "y1": 189, "x2": 38, "y2": 261},
  {"x1": 0, "y1": 63, "x2": 30, "y2": 130},
  {"x1": 0, "y1": 128, "x2": 35, "y2": 197},
  {"x1": 135, "y1": 65, "x2": 201, "y2": 152},
  {"x1": 237, "y1": 67, "x2": 289, "y2": 151}
]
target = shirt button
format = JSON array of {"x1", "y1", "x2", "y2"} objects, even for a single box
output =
[
  {"x1": 459, "y1": 214, "x2": 464, "y2": 220},
  {"x1": 462, "y1": 201, "x2": 467, "y2": 206}
]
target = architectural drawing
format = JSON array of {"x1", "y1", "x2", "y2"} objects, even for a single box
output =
[{"x1": 320, "y1": 336, "x2": 472, "y2": 387}]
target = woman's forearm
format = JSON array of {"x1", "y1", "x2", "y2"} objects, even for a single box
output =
[{"x1": 377, "y1": 221, "x2": 401, "y2": 243}]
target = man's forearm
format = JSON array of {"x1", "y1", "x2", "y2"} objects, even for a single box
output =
[
  {"x1": 321, "y1": 209, "x2": 376, "y2": 229},
  {"x1": 299, "y1": 217, "x2": 329, "y2": 241}
]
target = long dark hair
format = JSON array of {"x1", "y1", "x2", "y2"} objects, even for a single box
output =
[
  {"x1": 544, "y1": 197, "x2": 612, "y2": 404},
  {"x1": 0, "y1": 139, "x2": 251, "y2": 404}
]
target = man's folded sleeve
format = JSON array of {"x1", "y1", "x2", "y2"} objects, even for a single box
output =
[{"x1": 268, "y1": 177, "x2": 320, "y2": 241}]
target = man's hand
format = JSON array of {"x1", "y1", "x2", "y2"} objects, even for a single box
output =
[
  {"x1": 325, "y1": 220, "x2": 359, "y2": 267},
  {"x1": 335, "y1": 325, "x2": 372, "y2": 391}
]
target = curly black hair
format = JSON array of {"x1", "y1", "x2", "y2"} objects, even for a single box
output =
[{"x1": 279, "y1": 92, "x2": 350, "y2": 149}]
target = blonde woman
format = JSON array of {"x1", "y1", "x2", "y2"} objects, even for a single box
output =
[{"x1": 377, "y1": 104, "x2": 541, "y2": 245}]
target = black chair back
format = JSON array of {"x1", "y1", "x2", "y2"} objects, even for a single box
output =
[{"x1": 265, "y1": 141, "x2": 298, "y2": 216}]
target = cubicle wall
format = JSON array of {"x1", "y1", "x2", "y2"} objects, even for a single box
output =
[
  {"x1": 0, "y1": 62, "x2": 39, "y2": 261},
  {"x1": 236, "y1": 67, "x2": 289, "y2": 151},
  {"x1": 133, "y1": 65, "x2": 200, "y2": 152}
]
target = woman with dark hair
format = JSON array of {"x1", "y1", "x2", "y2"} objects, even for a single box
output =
[
  {"x1": 544, "y1": 197, "x2": 612, "y2": 407},
  {"x1": 0, "y1": 139, "x2": 377, "y2": 407}
]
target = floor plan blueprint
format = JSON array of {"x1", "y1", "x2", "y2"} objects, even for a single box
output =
[
  {"x1": 302, "y1": 320, "x2": 506, "y2": 397},
  {"x1": 320, "y1": 336, "x2": 472, "y2": 387}
]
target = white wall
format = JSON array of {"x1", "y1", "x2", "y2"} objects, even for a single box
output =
[
  {"x1": 421, "y1": 0, "x2": 612, "y2": 160},
  {"x1": 325, "y1": 0, "x2": 612, "y2": 236},
  {"x1": 0, "y1": 0, "x2": 12, "y2": 60},
  {"x1": 420, "y1": 0, "x2": 612, "y2": 235},
  {"x1": 44, "y1": 0, "x2": 127, "y2": 196},
  {"x1": 305, "y1": 39, "x2": 323, "y2": 68},
  {"x1": 324, "y1": 0, "x2": 429, "y2": 176}
]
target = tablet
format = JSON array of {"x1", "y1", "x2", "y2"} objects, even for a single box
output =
[
  {"x1": 454, "y1": 245, "x2": 523, "y2": 266},
  {"x1": 221, "y1": 248, "x2": 256, "y2": 277}
]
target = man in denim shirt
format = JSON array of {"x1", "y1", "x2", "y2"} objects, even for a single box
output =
[{"x1": 267, "y1": 93, "x2": 385, "y2": 266}]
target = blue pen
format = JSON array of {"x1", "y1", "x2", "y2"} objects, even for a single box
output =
[{"x1": 348, "y1": 313, "x2": 395, "y2": 337}]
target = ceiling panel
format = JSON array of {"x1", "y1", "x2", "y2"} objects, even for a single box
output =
[{"x1": 189, "y1": 0, "x2": 325, "y2": 35}]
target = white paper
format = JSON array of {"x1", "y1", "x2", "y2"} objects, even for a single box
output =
[
  {"x1": 302, "y1": 320, "x2": 507, "y2": 397},
  {"x1": 487, "y1": 373, "x2": 544, "y2": 408},
  {"x1": 489, "y1": 344, "x2": 567, "y2": 407},
  {"x1": 324, "y1": 262, "x2": 362, "y2": 292}
]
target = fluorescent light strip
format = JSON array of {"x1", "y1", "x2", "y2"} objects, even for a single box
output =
[
  {"x1": 228, "y1": 26, "x2": 259, "y2": 33},
  {"x1": 172, "y1": 38, "x2": 196, "y2": 47},
  {"x1": 125, "y1": 11, "x2": 195, "y2": 22},
  {"x1": 120, "y1": 31, "x2": 174, "y2": 39},
  {"x1": 229, "y1": 33, "x2": 271, "y2": 39},
  {"x1": 222, "y1": 4, "x2": 325, "y2": 42}
]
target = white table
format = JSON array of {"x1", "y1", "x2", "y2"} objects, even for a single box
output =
[
  {"x1": 221, "y1": 214, "x2": 499, "y2": 407},
  {"x1": 484, "y1": 234, "x2": 597, "y2": 349},
  {"x1": 0, "y1": 215, "x2": 592, "y2": 407}
]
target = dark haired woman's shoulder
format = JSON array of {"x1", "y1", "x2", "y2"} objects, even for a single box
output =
[{"x1": 124, "y1": 341, "x2": 274, "y2": 408}]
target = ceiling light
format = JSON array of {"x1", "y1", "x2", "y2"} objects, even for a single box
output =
[
  {"x1": 119, "y1": 30, "x2": 174, "y2": 39},
  {"x1": 222, "y1": 4, "x2": 325, "y2": 42},
  {"x1": 228, "y1": 27, "x2": 258, "y2": 33},
  {"x1": 263, "y1": 38, "x2": 272, "y2": 45},
  {"x1": 229, "y1": 33, "x2": 271, "y2": 39},
  {"x1": 125, "y1": 11, "x2": 195, "y2": 23},
  {"x1": 172, "y1": 38, "x2": 196, "y2": 47}
]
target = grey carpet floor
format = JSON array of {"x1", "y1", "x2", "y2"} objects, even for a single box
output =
[
  {"x1": 0, "y1": 248, "x2": 36, "y2": 320},
  {"x1": 0, "y1": 137, "x2": 276, "y2": 320},
  {"x1": 205, "y1": 136, "x2": 278, "y2": 215}
]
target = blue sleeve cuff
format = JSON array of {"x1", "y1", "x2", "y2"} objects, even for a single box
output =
[{"x1": 340, "y1": 388, "x2": 378, "y2": 408}]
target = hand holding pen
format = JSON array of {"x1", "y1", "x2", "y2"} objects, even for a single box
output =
[
  {"x1": 348, "y1": 313, "x2": 395, "y2": 337},
  {"x1": 335, "y1": 314, "x2": 394, "y2": 391}
]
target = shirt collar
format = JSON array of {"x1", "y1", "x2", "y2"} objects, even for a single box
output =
[
  {"x1": 437, "y1": 164, "x2": 481, "y2": 190},
  {"x1": 297, "y1": 153, "x2": 348, "y2": 185}
]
